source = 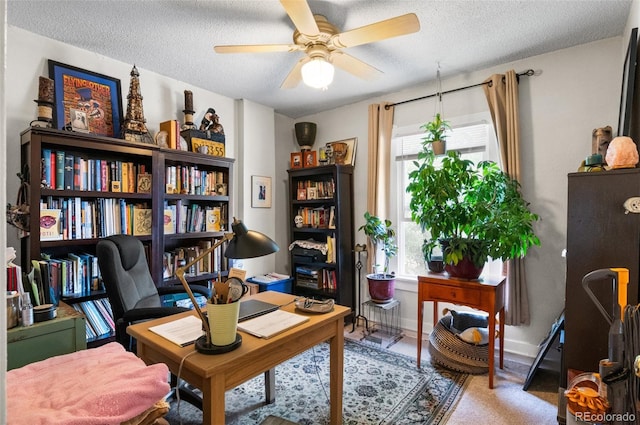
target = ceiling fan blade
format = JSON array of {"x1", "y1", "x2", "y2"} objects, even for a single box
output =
[
  {"x1": 331, "y1": 13, "x2": 420, "y2": 49},
  {"x1": 281, "y1": 57, "x2": 308, "y2": 89},
  {"x1": 330, "y1": 51, "x2": 382, "y2": 80},
  {"x1": 280, "y1": 0, "x2": 319, "y2": 35},
  {"x1": 214, "y1": 44, "x2": 301, "y2": 54}
]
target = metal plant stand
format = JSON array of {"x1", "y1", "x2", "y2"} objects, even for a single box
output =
[
  {"x1": 350, "y1": 244, "x2": 368, "y2": 332},
  {"x1": 361, "y1": 299, "x2": 403, "y2": 348}
]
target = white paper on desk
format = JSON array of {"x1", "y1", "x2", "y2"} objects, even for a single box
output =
[
  {"x1": 148, "y1": 315, "x2": 204, "y2": 347},
  {"x1": 237, "y1": 309, "x2": 309, "y2": 339}
]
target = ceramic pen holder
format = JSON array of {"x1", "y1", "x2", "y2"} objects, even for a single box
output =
[{"x1": 206, "y1": 301, "x2": 241, "y2": 346}]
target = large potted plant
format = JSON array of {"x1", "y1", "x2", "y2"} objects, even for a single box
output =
[
  {"x1": 358, "y1": 212, "x2": 398, "y2": 303},
  {"x1": 406, "y1": 148, "x2": 540, "y2": 279},
  {"x1": 421, "y1": 113, "x2": 450, "y2": 155}
]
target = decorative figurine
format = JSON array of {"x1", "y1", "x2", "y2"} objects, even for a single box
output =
[
  {"x1": 32, "y1": 76, "x2": 54, "y2": 128},
  {"x1": 121, "y1": 65, "x2": 154, "y2": 144},
  {"x1": 199, "y1": 108, "x2": 225, "y2": 134},
  {"x1": 592, "y1": 126, "x2": 613, "y2": 163},
  {"x1": 182, "y1": 90, "x2": 196, "y2": 130}
]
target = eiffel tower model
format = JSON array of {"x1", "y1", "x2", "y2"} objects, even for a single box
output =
[{"x1": 121, "y1": 65, "x2": 154, "y2": 144}]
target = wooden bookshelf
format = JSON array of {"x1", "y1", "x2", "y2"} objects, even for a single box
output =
[
  {"x1": 287, "y1": 165, "x2": 354, "y2": 318},
  {"x1": 20, "y1": 127, "x2": 234, "y2": 345}
]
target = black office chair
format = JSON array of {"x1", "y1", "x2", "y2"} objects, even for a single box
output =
[
  {"x1": 96, "y1": 234, "x2": 211, "y2": 409},
  {"x1": 96, "y1": 234, "x2": 211, "y2": 349}
]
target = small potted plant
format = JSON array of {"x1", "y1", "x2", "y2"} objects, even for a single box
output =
[
  {"x1": 421, "y1": 113, "x2": 450, "y2": 155},
  {"x1": 358, "y1": 211, "x2": 398, "y2": 303}
]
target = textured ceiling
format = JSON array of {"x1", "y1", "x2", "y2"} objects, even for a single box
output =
[{"x1": 7, "y1": 0, "x2": 632, "y2": 118}]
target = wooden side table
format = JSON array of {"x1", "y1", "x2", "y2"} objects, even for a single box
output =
[{"x1": 417, "y1": 273, "x2": 506, "y2": 388}]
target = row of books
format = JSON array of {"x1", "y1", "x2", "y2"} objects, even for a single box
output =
[
  {"x1": 295, "y1": 178, "x2": 335, "y2": 199},
  {"x1": 72, "y1": 299, "x2": 114, "y2": 342},
  {"x1": 163, "y1": 201, "x2": 227, "y2": 234},
  {"x1": 296, "y1": 205, "x2": 335, "y2": 229},
  {"x1": 165, "y1": 165, "x2": 226, "y2": 196},
  {"x1": 41, "y1": 149, "x2": 150, "y2": 193},
  {"x1": 40, "y1": 197, "x2": 151, "y2": 240},
  {"x1": 295, "y1": 266, "x2": 337, "y2": 292},
  {"x1": 34, "y1": 253, "x2": 103, "y2": 299},
  {"x1": 162, "y1": 240, "x2": 227, "y2": 280}
]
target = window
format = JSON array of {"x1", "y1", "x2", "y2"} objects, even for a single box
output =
[{"x1": 389, "y1": 113, "x2": 501, "y2": 280}]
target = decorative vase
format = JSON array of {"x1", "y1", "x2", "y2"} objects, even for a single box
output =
[
  {"x1": 294, "y1": 122, "x2": 317, "y2": 151},
  {"x1": 366, "y1": 273, "x2": 395, "y2": 303}
]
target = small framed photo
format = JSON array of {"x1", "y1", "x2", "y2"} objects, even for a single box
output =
[
  {"x1": 251, "y1": 175, "x2": 272, "y2": 208},
  {"x1": 304, "y1": 150, "x2": 318, "y2": 167},
  {"x1": 297, "y1": 188, "x2": 307, "y2": 200},
  {"x1": 290, "y1": 152, "x2": 303, "y2": 169},
  {"x1": 70, "y1": 108, "x2": 89, "y2": 133}
]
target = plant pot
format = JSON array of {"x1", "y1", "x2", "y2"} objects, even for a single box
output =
[
  {"x1": 366, "y1": 273, "x2": 395, "y2": 303},
  {"x1": 294, "y1": 122, "x2": 317, "y2": 151},
  {"x1": 427, "y1": 257, "x2": 445, "y2": 273},
  {"x1": 431, "y1": 140, "x2": 445, "y2": 155},
  {"x1": 444, "y1": 257, "x2": 484, "y2": 280}
]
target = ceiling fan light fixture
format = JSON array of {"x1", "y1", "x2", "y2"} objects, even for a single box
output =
[{"x1": 301, "y1": 57, "x2": 334, "y2": 89}]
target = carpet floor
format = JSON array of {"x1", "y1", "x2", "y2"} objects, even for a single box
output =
[{"x1": 164, "y1": 338, "x2": 469, "y2": 425}]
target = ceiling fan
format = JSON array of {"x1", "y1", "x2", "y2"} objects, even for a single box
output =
[{"x1": 213, "y1": 0, "x2": 420, "y2": 89}]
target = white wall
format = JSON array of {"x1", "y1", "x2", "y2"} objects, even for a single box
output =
[
  {"x1": 234, "y1": 99, "x2": 278, "y2": 276},
  {"x1": 5, "y1": 26, "x2": 238, "y2": 255},
  {"x1": 275, "y1": 37, "x2": 623, "y2": 358}
]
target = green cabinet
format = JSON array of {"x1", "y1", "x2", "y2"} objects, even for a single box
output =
[{"x1": 7, "y1": 302, "x2": 86, "y2": 370}]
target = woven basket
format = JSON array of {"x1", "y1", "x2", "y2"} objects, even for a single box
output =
[{"x1": 428, "y1": 315, "x2": 489, "y2": 374}]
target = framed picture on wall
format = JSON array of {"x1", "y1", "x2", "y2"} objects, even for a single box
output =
[
  {"x1": 48, "y1": 60, "x2": 123, "y2": 138},
  {"x1": 251, "y1": 175, "x2": 272, "y2": 208}
]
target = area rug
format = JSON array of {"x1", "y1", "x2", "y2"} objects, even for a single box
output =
[{"x1": 165, "y1": 338, "x2": 469, "y2": 425}]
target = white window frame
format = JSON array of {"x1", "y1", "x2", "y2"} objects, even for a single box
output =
[{"x1": 389, "y1": 112, "x2": 502, "y2": 284}]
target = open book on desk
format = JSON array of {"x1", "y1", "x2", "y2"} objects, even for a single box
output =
[
  {"x1": 148, "y1": 315, "x2": 203, "y2": 347},
  {"x1": 237, "y1": 309, "x2": 309, "y2": 339}
]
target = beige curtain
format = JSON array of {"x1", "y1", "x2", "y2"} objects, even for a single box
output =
[
  {"x1": 483, "y1": 70, "x2": 530, "y2": 326},
  {"x1": 365, "y1": 103, "x2": 395, "y2": 274}
]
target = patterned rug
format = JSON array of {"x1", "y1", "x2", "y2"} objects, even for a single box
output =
[{"x1": 165, "y1": 338, "x2": 469, "y2": 424}]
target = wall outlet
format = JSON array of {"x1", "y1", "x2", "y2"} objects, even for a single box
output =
[{"x1": 623, "y1": 197, "x2": 640, "y2": 214}]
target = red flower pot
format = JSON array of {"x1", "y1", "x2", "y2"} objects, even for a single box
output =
[{"x1": 366, "y1": 274, "x2": 396, "y2": 303}]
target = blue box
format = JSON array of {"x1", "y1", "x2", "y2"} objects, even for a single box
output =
[{"x1": 247, "y1": 277, "x2": 293, "y2": 294}]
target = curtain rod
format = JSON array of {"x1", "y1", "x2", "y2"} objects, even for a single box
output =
[{"x1": 385, "y1": 69, "x2": 535, "y2": 110}]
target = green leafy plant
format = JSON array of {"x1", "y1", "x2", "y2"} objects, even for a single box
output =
[
  {"x1": 406, "y1": 149, "x2": 540, "y2": 268},
  {"x1": 358, "y1": 211, "x2": 398, "y2": 275},
  {"x1": 421, "y1": 113, "x2": 451, "y2": 144}
]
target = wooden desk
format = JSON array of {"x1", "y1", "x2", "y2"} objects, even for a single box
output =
[
  {"x1": 417, "y1": 273, "x2": 505, "y2": 388},
  {"x1": 127, "y1": 291, "x2": 351, "y2": 424}
]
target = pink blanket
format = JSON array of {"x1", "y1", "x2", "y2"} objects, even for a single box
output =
[{"x1": 7, "y1": 342, "x2": 170, "y2": 425}]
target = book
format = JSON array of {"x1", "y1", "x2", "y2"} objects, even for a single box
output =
[
  {"x1": 205, "y1": 206, "x2": 221, "y2": 232},
  {"x1": 160, "y1": 120, "x2": 179, "y2": 150},
  {"x1": 64, "y1": 154, "x2": 74, "y2": 190},
  {"x1": 163, "y1": 208, "x2": 175, "y2": 234},
  {"x1": 40, "y1": 208, "x2": 63, "y2": 241},
  {"x1": 133, "y1": 207, "x2": 152, "y2": 236},
  {"x1": 148, "y1": 315, "x2": 204, "y2": 347},
  {"x1": 55, "y1": 151, "x2": 65, "y2": 190},
  {"x1": 237, "y1": 309, "x2": 309, "y2": 339}
]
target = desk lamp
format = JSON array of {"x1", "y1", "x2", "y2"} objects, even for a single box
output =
[{"x1": 175, "y1": 217, "x2": 279, "y2": 354}]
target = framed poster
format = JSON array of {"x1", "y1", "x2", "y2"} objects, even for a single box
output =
[
  {"x1": 251, "y1": 175, "x2": 272, "y2": 208},
  {"x1": 48, "y1": 60, "x2": 123, "y2": 138},
  {"x1": 329, "y1": 137, "x2": 357, "y2": 166}
]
